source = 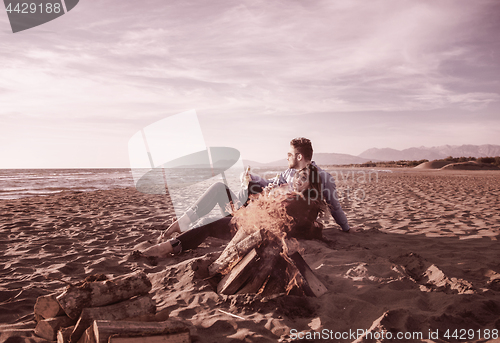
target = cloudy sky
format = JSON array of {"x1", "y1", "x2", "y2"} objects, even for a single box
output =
[{"x1": 1, "y1": 0, "x2": 499, "y2": 168}]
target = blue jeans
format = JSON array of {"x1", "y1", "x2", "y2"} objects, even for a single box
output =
[
  {"x1": 177, "y1": 216, "x2": 233, "y2": 251},
  {"x1": 185, "y1": 181, "x2": 262, "y2": 222},
  {"x1": 178, "y1": 181, "x2": 263, "y2": 251}
]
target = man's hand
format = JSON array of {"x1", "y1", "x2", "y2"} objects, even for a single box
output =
[{"x1": 240, "y1": 167, "x2": 252, "y2": 189}]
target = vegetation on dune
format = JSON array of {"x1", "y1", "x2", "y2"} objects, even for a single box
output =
[{"x1": 337, "y1": 156, "x2": 500, "y2": 168}]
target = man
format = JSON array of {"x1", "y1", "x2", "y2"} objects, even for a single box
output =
[
  {"x1": 162, "y1": 137, "x2": 350, "y2": 239},
  {"x1": 248, "y1": 137, "x2": 351, "y2": 232},
  {"x1": 143, "y1": 137, "x2": 350, "y2": 259}
]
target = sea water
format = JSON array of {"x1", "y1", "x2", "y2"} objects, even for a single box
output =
[
  {"x1": 0, "y1": 167, "x2": 284, "y2": 229},
  {"x1": 0, "y1": 169, "x2": 135, "y2": 200}
]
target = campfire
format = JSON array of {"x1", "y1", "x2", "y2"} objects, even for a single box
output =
[
  {"x1": 208, "y1": 228, "x2": 327, "y2": 297},
  {"x1": 208, "y1": 188, "x2": 328, "y2": 297}
]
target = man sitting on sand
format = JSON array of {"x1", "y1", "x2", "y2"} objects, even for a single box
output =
[
  {"x1": 162, "y1": 137, "x2": 351, "y2": 237},
  {"x1": 251, "y1": 137, "x2": 351, "y2": 233},
  {"x1": 136, "y1": 137, "x2": 351, "y2": 260}
]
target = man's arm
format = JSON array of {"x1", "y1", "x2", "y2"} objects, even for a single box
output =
[
  {"x1": 249, "y1": 170, "x2": 290, "y2": 188},
  {"x1": 237, "y1": 170, "x2": 289, "y2": 203}
]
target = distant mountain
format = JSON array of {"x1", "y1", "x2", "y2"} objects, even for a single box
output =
[
  {"x1": 359, "y1": 144, "x2": 500, "y2": 162},
  {"x1": 242, "y1": 159, "x2": 288, "y2": 168},
  {"x1": 313, "y1": 153, "x2": 373, "y2": 165},
  {"x1": 241, "y1": 159, "x2": 277, "y2": 168},
  {"x1": 243, "y1": 144, "x2": 500, "y2": 167},
  {"x1": 243, "y1": 153, "x2": 372, "y2": 167},
  {"x1": 358, "y1": 148, "x2": 409, "y2": 161}
]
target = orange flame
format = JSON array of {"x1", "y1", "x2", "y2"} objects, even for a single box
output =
[{"x1": 227, "y1": 189, "x2": 323, "y2": 295}]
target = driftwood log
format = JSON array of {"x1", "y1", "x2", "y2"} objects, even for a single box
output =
[
  {"x1": 71, "y1": 309, "x2": 170, "y2": 343},
  {"x1": 214, "y1": 235, "x2": 328, "y2": 297},
  {"x1": 70, "y1": 295, "x2": 156, "y2": 343},
  {"x1": 57, "y1": 325, "x2": 75, "y2": 343},
  {"x1": 127, "y1": 308, "x2": 170, "y2": 323},
  {"x1": 209, "y1": 229, "x2": 262, "y2": 275},
  {"x1": 77, "y1": 326, "x2": 96, "y2": 343},
  {"x1": 259, "y1": 252, "x2": 328, "y2": 297},
  {"x1": 57, "y1": 271, "x2": 152, "y2": 319},
  {"x1": 236, "y1": 244, "x2": 281, "y2": 294},
  {"x1": 35, "y1": 293, "x2": 65, "y2": 319},
  {"x1": 34, "y1": 316, "x2": 76, "y2": 341},
  {"x1": 108, "y1": 332, "x2": 190, "y2": 343},
  {"x1": 93, "y1": 320, "x2": 190, "y2": 343},
  {"x1": 217, "y1": 249, "x2": 260, "y2": 295},
  {"x1": 289, "y1": 252, "x2": 327, "y2": 297}
]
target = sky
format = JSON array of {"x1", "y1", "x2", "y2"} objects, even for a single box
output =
[{"x1": 1, "y1": 0, "x2": 499, "y2": 168}]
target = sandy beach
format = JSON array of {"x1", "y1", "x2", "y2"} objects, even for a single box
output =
[{"x1": 1, "y1": 169, "x2": 500, "y2": 342}]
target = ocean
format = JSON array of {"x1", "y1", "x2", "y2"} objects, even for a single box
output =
[
  {"x1": 0, "y1": 166, "x2": 288, "y2": 201},
  {"x1": 0, "y1": 167, "x2": 266, "y2": 227},
  {"x1": 0, "y1": 169, "x2": 135, "y2": 200}
]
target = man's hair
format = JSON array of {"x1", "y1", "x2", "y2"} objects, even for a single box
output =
[{"x1": 290, "y1": 137, "x2": 313, "y2": 161}]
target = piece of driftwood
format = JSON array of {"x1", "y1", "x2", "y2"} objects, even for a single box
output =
[
  {"x1": 289, "y1": 252, "x2": 327, "y2": 297},
  {"x1": 34, "y1": 316, "x2": 76, "y2": 341},
  {"x1": 226, "y1": 227, "x2": 249, "y2": 245},
  {"x1": 57, "y1": 271, "x2": 152, "y2": 319},
  {"x1": 217, "y1": 249, "x2": 260, "y2": 295},
  {"x1": 259, "y1": 252, "x2": 325, "y2": 297},
  {"x1": 127, "y1": 308, "x2": 170, "y2": 322},
  {"x1": 109, "y1": 333, "x2": 190, "y2": 343},
  {"x1": 72, "y1": 309, "x2": 170, "y2": 343},
  {"x1": 258, "y1": 252, "x2": 323, "y2": 297},
  {"x1": 93, "y1": 320, "x2": 190, "y2": 343},
  {"x1": 258, "y1": 253, "x2": 291, "y2": 296},
  {"x1": 216, "y1": 239, "x2": 328, "y2": 297},
  {"x1": 236, "y1": 245, "x2": 281, "y2": 294},
  {"x1": 70, "y1": 295, "x2": 156, "y2": 343},
  {"x1": 35, "y1": 293, "x2": 65, "y2": 319},
  {"x1": 57, "y1": 325, "x2": 75, "y2": 343},
  {"x1": 70, "y1": 309, "x2": 169, "y2": 343},
  {"x1": 77, "y1": 326, "x2": 96, "y2": 343},
  {"x1": 282, "y1": 259, "x2": 313, "y2": 296},
  {"x1": 209, "y1": 229, "x2": 262, "y2": 276}
]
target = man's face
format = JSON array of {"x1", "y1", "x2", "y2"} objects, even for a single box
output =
[{"x1": 287, "y1": 146, "x2": 300, "y2": 169}]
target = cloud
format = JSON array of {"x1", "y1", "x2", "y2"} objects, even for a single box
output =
[
  {"x1": 1, "y1": 0, "x2": 499, "y2": 166},
  {"x1": 5, "y1": 0, "x2": 498, "y2": 115}
]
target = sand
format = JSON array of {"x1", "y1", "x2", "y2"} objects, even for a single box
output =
[
  {"x1": 1, "y1": 169, "x2": 500, "y2": 342},
  {"x1": 415, "y1": 161, "x2": 499, "y2": 170},
  {"x1": 414, "y1": 161, "x2": 453, "y2": 169}
]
